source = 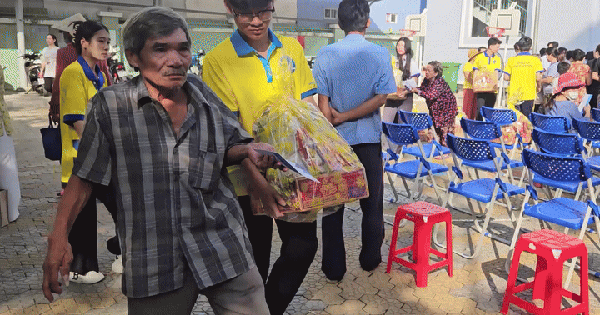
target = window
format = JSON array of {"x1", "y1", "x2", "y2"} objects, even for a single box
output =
[
  {"x1": 386, "y1": 13, "x2": 399, "y2": 24},
  {"x1": 324, "y1": 8, "x2": 337, "y2": 20},
  {"x1": 459, "y1": 0, "x2": 529, "y2": 47}
]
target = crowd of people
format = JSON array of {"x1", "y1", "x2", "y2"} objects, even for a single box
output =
[{"x1": 0, "y1": 0, "x2": 591, "y2": 314}]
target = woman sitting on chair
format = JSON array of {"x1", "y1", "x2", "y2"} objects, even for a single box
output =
[{"x1": 544, "y1": 72, "x2": 591, "y2": 125}]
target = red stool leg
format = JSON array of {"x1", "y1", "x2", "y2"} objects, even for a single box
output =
[
  {"x1": 413, "y1": 219, "x2": 433, "y2": 287},
  {"x1": 387, "y1": 209, "x2": 404, "y2": 273},
  {"x1": 579, "y1": 246, "x2": 589, "y2": 314},
  {"x1": 502, "y1": 240, "x2": 526, "y2": 314},
  {"x1": 542, "y1": 257, "x2": 563, "y2": 314},
  {"x1": 532, "y1": 256, "x2": 549, "y2": 301},
  {"x1": 445, "y1": 214, "x2": 453, "y2": 277}
]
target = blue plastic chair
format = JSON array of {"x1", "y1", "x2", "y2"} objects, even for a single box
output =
[
  {"x1": 591, "y1": 107, "x2": 600, "y2": 122},
  {"x1": 382, "y1": 122, "x2": 449, "y2": 204},
  {"x1": 480, "y1": 107, "x2": 517, "y2": 127},
  {"x1": 460, "y1": 118, "x2": 525, "y2": 185},
  {"x1": 507, "y1": 149, "x2": 600, "y2": 289},
  {"x1": 532, "y1": 128, "x2": 585, "y2": 157},
  {"x1": 573, "y1": 117, "x2": 600, "y2": 150},
  {"x1": 433, "y1": 134, "x2": 525, "y2": 259},
  {"x1": 529, "y1": 112, "x2": 571, "y2": 133},
  {"x1": 397, "y1": 110, "x2": 451, "y2": 159}
]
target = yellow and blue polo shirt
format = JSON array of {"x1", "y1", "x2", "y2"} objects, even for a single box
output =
[
  {"x1": 203, "y1": 29, "x2": 317, "y2": 133},
  {"x1": 203, "y1": 29, "x2": 317, "y2": 196},
  {"x1": 59, "y1": 61, "x2": 107, "y2": 183},
  {"x1": 504, "y1": 52, "x2": 544, "y2": 103}
]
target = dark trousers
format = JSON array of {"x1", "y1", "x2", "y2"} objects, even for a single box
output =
[
  {"x1": 63, "y1": 182, "x2": 120, "y2": 274},
  {"x1": 239, "y1": 196, "x2": 318, "y2": 315},
  {"x1": 476, "y1": 92, "x2": 497, "y2": 120},
  {"x1": 516, "y1": 100, "x2": 534, "y2": 119},
  {"x1": 321, "y1": 142, "x2": 384, "y2": 280}
]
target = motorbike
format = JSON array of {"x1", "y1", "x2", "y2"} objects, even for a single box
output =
[
  {"x1": 22, "y1": 52, "x2": 44, "y2": 94},
  {"x1": 107, "y1": 53, "x2": 130, "y2": 84},
  {"x1": 189, "y1": 49, "x2": 205, "y2": 76}
]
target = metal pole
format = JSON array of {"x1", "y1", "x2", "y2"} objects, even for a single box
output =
[
  {"x1": 496, "y1": 35, "x2": 509, "y2": 108},
  {"x1": 16, "y1": 0, "x2": 27, "y2": 91}
]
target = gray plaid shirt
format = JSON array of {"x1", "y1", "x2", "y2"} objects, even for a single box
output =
[{"x1": 72, "y1": 74, "x2": 254, "y2": 298}]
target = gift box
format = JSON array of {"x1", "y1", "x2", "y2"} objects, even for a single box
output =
[
  {"x1": 266, "y1": 169, "x2": 368, "y2": 214},
  {"x1": 473, "y1": 69, "x2": 498, "y2": 93}
]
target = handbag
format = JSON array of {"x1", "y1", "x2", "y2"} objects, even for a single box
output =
[
  {"x1": 40, "y1": 117, "x2": 61, "y2": 161},
  {"x1": 473, "y1": 69, "x2": 498, "y2": 93}
]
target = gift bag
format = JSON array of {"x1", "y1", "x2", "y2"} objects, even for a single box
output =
[
  {"x1": 473, "y1": 69, "x2": 498, "y2": 93},
  {"x1": 491, "y1": 110, "x2": 533, "y2": 146},
  {"x1": 40, "y1": 118, "x2": 61, "y2": 161},
  {"x1": 253, "y1": 73, "x2": 369, "y2": 218}
]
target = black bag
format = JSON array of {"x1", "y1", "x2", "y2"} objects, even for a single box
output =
[{"x1": 40, "y1": 117, "x2": 61, "y2": 161}]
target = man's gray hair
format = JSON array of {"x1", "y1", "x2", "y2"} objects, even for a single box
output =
[{"x1": 122, "y1": 7, "x2": 191, "y2": 57}]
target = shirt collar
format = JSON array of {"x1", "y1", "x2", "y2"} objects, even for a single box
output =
[
  {"x1": 484, "y1": 51, "x2": 495, "y2": 58},
  {"x1": 517, "y1": 52, "x2": 532, "y2": 56},
  {"x1": 230, "y1": 29, "x2": 282, "y2": 57},
  {"x1": 344, "y1": 34, "x2": 365, "y2": 41},
  {"x1": 134, "y1": 75, "x2": 206, "y2": 113}
]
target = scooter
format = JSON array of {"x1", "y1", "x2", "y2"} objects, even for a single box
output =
[
  {"x1": 22, "y1": 52, "x2": 44, "y2": 94},
  {"x1": 107, "y1": 53, "x2": 130, "y2": 84}
]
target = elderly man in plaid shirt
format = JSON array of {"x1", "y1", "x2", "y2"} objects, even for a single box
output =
[{"x1": 42, "y1": 7, "x2": 286, "y2": 315}]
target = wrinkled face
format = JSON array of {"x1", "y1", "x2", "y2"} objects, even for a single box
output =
[
  {"x1": 423, "y1": 64, "x2": 437, "y2": 80},
  {"x1": 46, "y1": 35, "x2": 56, "y2": 46},
  {"x1": 396, "y1": 40, "x2": 406, "y2": 55},
  {"x1": 82, "y1": 29, "x2": 110, "y2": 61},
  {"x1": 489, "y1": 43, "x2": 501, "y2": 54},
  {"x1": 128, "y1": 28, "x2": 191, "y2": 90},
  {"x1": 230, "y1": 3, "x2": 274, "y2": 42}
]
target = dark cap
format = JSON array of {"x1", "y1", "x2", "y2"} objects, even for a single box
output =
[
  {"x1": 488, "y1": 37, "x2": 502, "y2": 46},
  {"x1": 227, "y1": 0, "x2": 273, "y2": 11}
]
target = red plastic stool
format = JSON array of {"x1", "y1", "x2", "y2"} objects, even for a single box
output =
[
  {"x1": 386, "y1": 201, "x2": 453, "y2": 287},
  {"x1": 502, "y1": 229, "x2": 589, "y2": 314}
]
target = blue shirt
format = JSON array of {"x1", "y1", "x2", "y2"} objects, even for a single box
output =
[
  {"x1": 313, "y1": 34, "x2": 397, "y2": 145},
  {"x1": 548, "y1": 100, "x2": 584, "y2": 125},
  {"x1": 543, "y1": 62, "x2": 559, "y2": 95}
]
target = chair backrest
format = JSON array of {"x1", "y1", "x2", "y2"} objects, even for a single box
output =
[
  {"x1": 529, "y1": 112, "x2": 570, "y2": 133},
  {"x1": 531, "y1": 128, "x2": 584, "y2": 156},
  {"x1": 460, "y1": 118, "x2": 502, "y2": 140},
  {"x1": 480, "y1": 107, "x2": 517, "y2": 126},
  {"x1": 447, "y1": 133, "x2": 496, "y2": 162},
  {"x1": 591, "y1": 108, "x2": 600, "y2": 122},
  {"x1": 398, "y1": 110, "x2": 433, "y2": 130},
  {"x1": 522, "y1": 148, "x2": 591, "y2": 184},
  {"x1": 382, "y1": 122, "x2": 419, "y2": 147},
  {"x1": 572, "y1": 117, "x2": 600, "y2": 141}
]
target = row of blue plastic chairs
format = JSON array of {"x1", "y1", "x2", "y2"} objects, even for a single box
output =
[{"x1": 382, "y1": 108, "x2": 600, "y2": 287}]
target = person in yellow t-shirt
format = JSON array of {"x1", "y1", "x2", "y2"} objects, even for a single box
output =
[
  {"x1": 472, "y1": 37, "x2": 503, "y2": 120},
  {"x1": 503, "y1": 36, "x2": 544, "y2": 117},
  {"x1": 202, "y1": 1, "x2": 319, "y2": 314},
  {"x1": 463, "y1": 47, "x2": 485, "y2": 119},
  {"x1": 59, "y1": 20, "x2": 111, "y2": 284}
]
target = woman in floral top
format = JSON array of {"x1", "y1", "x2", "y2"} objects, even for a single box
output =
[
  {"x1": 411, "y1": 61, "x2": 458, "y2": 146},
  {"x1": 567, "y1": 49, "x2": 592, "y2": 104}
]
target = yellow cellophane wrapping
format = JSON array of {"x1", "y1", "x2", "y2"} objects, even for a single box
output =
[{"x1": 253, "y1": 93, "x2": 369, "y2": 222}]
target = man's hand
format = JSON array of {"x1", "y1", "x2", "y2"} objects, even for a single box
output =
[
  {"x1": 329, "y1": 107, "x2": 348, "y2": 126},
  {"x1": 42, "y1": 233, "x2": 73, "y2": 302},
  {"x1": 247, "y1": 143, "x2": 286, "y2": 172},
  {"x1": 410, "y1": 87, "x2": 419, "y2": 94},
  {"x1": 242, "y1": 158, "x2": 285, "y2": 219}
]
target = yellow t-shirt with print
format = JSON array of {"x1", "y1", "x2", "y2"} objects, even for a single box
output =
[
  {"x1": 59, "y1": 61, "x2": 106, "y2": 183},
  {"x1": 203, "y1": 30, "x2": 317, "y2": 197},
  {"x1": 504, "y1": 53, "x2": 544, "y2": 103}
]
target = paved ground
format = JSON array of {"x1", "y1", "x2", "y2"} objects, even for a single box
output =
[{"x1": 1, "y1": 91, "x2": 600, "y2": 314}]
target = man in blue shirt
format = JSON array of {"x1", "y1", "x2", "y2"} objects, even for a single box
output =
[{"x1": 313, "y1": 0, "x2": 397, "y2": 281}]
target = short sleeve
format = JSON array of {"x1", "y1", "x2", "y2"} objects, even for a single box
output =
[
  {"x1": 202, "y1": 53, "x2": 239, "y2": 113},
  {"x1": 72, "y1": 93, "x2": 112, "y2": 186},
  {"x1": 374, "y1": 50, "x2": 398, "y2": 95},
  {"x1": 289, "y1": 40, "x2": 317, "y2": 99},
  {"x1": 534, "y1": 58, "x2": 544, "y2": 73},
  {"x1": 504, "y1": 58, "x2": 513, "y2": 76},
  {"x1": 60, "y1": 67, "x2": 87, "y2": 125},
  {"x1": 463, "y1": 62, "x2": 473, "y2": 73},
  {"x1": 313, "y1": 51, "x2": 330, "y2": 97},
  {"x1": 472, "y1": 54, "x2": 483, "y2": 70}
]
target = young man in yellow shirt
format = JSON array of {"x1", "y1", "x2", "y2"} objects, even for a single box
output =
[
  {"x1": 472, "y1": 37, "x2": 503, "y2": 120},
  {"x1": 203, "y1": 1, "x2": 319, "y2": 314},
  {"x1": 503, "y1": 36, "x2": 544, "y2": 117}
]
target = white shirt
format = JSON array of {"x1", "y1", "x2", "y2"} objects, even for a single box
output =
[{"x1": 41, "y1": 46, "x2": 59, "y2": 78}]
